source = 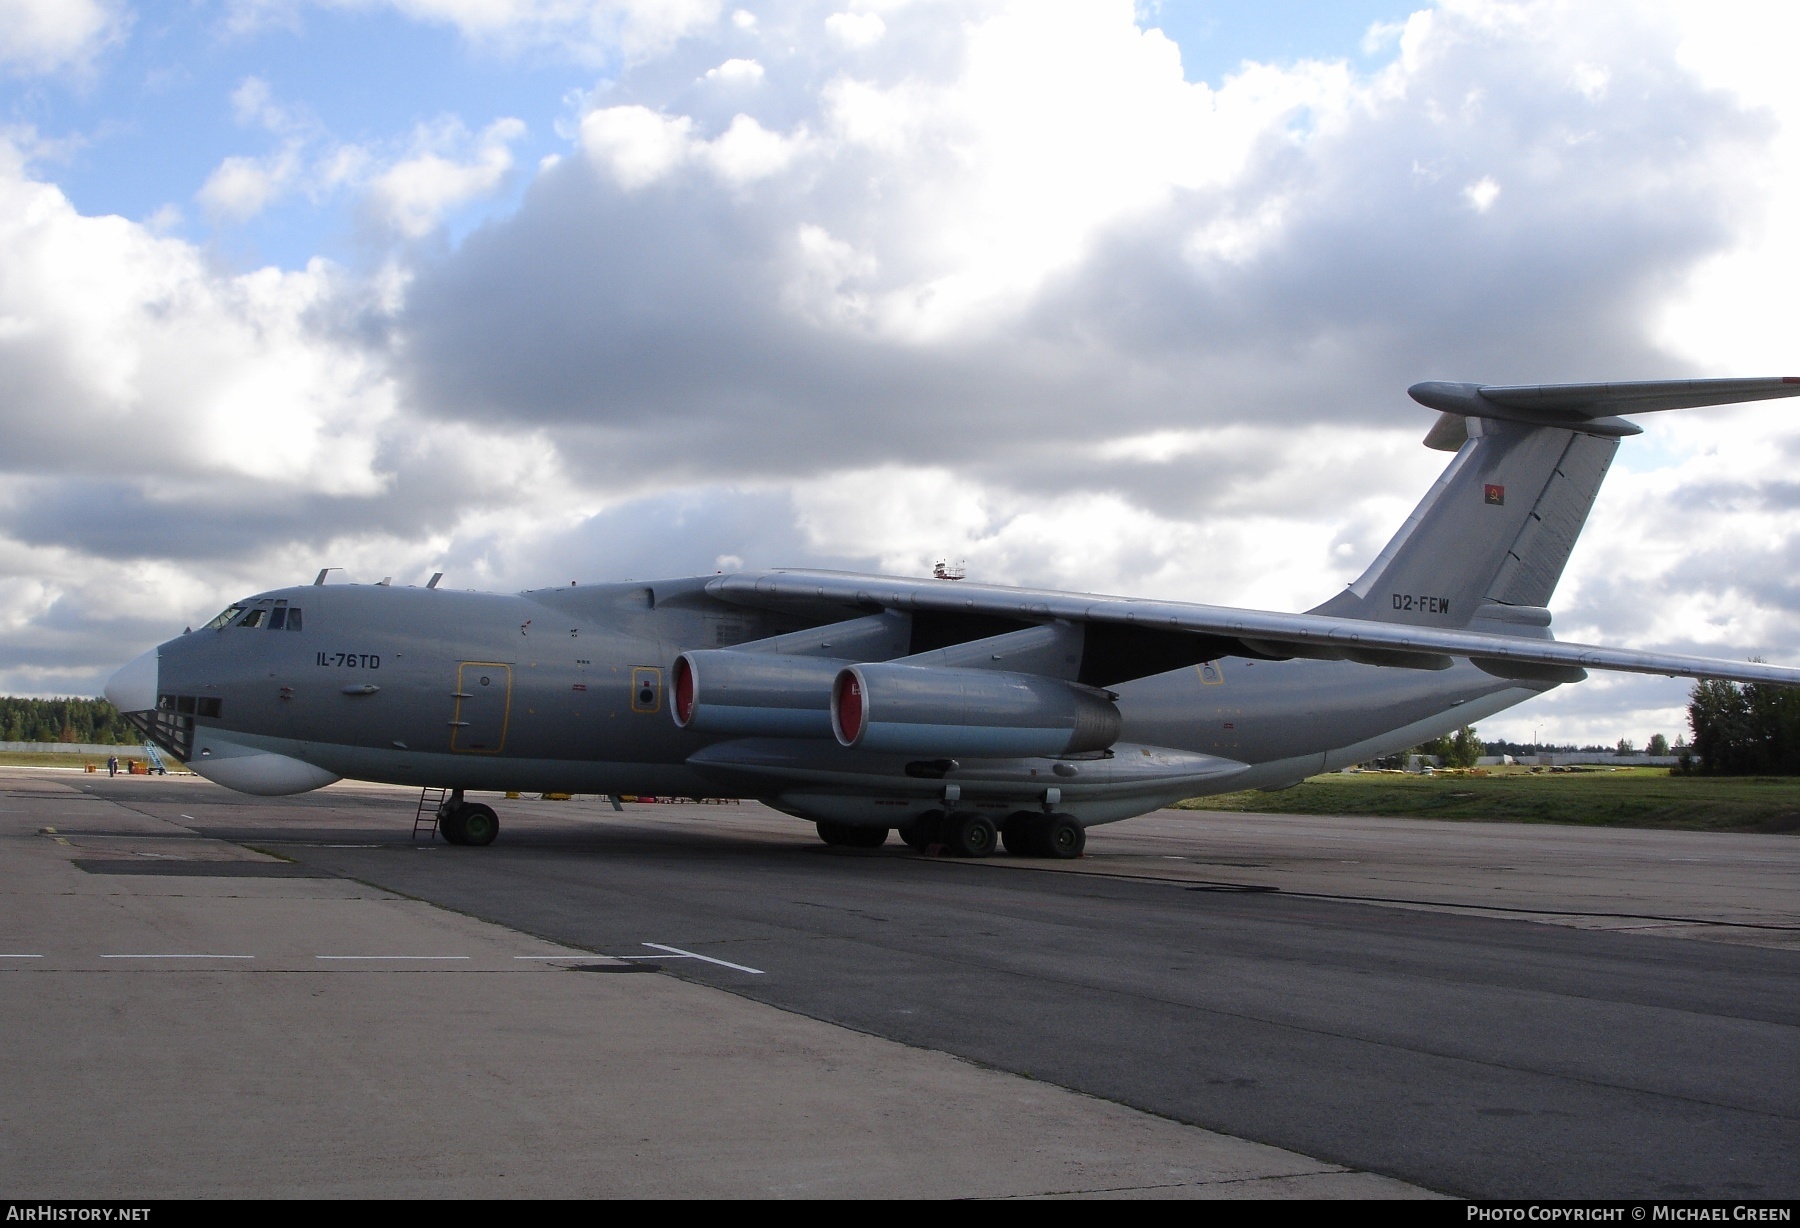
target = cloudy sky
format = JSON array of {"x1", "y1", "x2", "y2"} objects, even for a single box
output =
[{"x1": 2, "y1": 0, "x2": 1797, "y2": 747}]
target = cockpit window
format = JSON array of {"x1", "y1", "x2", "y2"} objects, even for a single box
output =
[{"x1": 205, "y1": 598, "x2": 302, "y2": 630}]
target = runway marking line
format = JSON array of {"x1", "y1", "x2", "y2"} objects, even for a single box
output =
[
  {"x1": 315, "y1": 955, "x2": 471, "y2": 960},
  {"x1": 102, "y1": 954, "x2": 254, "y2": 960},
  {"x1": 0, "y1": 954, "x2": 43, "y2": 958},
  {"x1": 641, "y1": 942, "x2": 765, "y2": 974}
]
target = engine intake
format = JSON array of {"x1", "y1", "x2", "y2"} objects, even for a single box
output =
[
  {"x1": 672, "y1": 650, "x2": 841, "y2": 737},
  {"x1": 831, "y1": 663, "x2": 1121, "y2": 757}
]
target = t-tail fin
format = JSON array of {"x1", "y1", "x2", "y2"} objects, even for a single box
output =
[{"x1": 1311, "y1": 377, "x2": 1800, "y2": 630}]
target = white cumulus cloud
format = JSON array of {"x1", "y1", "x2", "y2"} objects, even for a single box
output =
[
  {"x1": 824, "y1": 10, "x2": 884, "y2": 47},
  {"x1": 0, "y1": 0, "x2": 123, "y2": 76},
  {"x1": 369, "y1": 117, "x2": 527, "y2": 237},
  {"x1": 704, "y1": 56, "x2": 764, "y2": 84},
  {"x1": 197, "y1": 78, "x2": 523, "y2": 234}
]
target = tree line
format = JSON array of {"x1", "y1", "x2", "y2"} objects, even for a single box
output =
[
  {"x1": 1416, "y1": 725, "x2": 1485, "y2": 768},
  {"x1": 0, "y1": 697, "x2": 141, "y2": 745},
  {"x1": 1684, "y1": 679, "x2": 1800, "y2": 775}
]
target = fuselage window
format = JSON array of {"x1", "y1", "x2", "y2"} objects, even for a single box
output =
[
  {"x1": 177, "y1": 696, "x2": 197, "y2": 715},
  {"x1": 238, "y1": 609, "x2": 266, "y2": 629},
  {"x1": 196, "y1": 697, "x2": 223, "y2": 718},
  {"x1": 285, "y1": 608, "x2": 301, "y2": 631},
  {"x1": 203, "y1": 605, "x2": 245, "y2": 631},
  {"x1": 269, "y1": 607, "x2": 286, "y2": 630}
]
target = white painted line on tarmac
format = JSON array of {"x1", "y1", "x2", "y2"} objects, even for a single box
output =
[
  {"x1": 102, "y1": 954, "x2": 254, "y2": 960},
  {"x1": 641, "y1": 943, "x2": 765, "y2": 974},
  {"x1": 0, "y1": 954, "x2": 43, "y2": 958}
]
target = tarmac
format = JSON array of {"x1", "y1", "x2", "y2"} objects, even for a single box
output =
[
  {"x1": 0, "y1": 770, "x2": 1426, "y2": 1199},
  {"x1": 5, "y1": 768, "x2": 1796, "y2": 1198}
]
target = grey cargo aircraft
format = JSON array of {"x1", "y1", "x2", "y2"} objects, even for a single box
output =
[{"x1": 105, "y1": 377, "x2": 1800, "y2": 858}]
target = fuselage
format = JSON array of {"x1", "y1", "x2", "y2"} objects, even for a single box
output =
[{"x1": 119, "y1": 574, "x2": 1547, "y2": 828}]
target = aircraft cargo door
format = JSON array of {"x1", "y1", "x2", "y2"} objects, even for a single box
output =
[{"x1": 451, "y1": 663, "x2": 512, "y2": 754}]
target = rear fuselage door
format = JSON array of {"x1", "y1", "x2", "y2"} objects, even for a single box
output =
[{"x1": 451, "y1": 662, "x2": 512, "y2": 754}]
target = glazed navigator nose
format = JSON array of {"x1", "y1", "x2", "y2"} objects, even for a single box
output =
[{"x1": 104, "y1": 647, "x2": 159, "y2": 714}]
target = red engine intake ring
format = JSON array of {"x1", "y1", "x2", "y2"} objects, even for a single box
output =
[
  {"x1": 832, "y1": 668, "x2": 865, "y2": 746},
  {"x1": 673, "y1": 655, "x2": 696, "y2": 727}
]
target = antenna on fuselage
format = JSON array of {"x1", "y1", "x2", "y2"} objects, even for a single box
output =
[
  {"x1": 314, "y1": 568, "x2": 341, "y2": 586},
  {"x1": 426, "y1": 572, "x2": 444, "y2": 590}
]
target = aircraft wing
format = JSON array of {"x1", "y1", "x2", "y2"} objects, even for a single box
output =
[{"x1": 707, "y1": 570, "x2": 1800, "y2": 689}]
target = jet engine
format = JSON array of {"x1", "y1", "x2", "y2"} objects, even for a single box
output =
[
  {"x1": 831, "y1": 663, "x2": 1121, "y2": 757},
  {"x1": 672, "y1": 650, "x2": 841, "y2": 737}
]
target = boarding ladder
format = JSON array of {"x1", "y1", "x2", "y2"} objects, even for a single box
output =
[{"x1": 413, "y1": 786, "x2": 447, "y2": 841}]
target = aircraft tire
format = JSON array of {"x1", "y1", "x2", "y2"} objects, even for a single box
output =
[
  {"x1": 898, "y1": 811, "x2": 942, "y2": 852},
  {"x1": 1042, "y1": 814, "x2": 1085, "y2": 859},
  {"x1": 459, "y1": 803, "x2": 500, "y2": 846},
  {"x1": 438, "y1": 804, "x2": 468, "y2": 845},
  {"x1": 817, "y1": 821, "x2": 889, "y2": 848},
  {"x1": 1000, "y1": 813, "x2": 1043, "y2": 856},
  {"x1": 946, "y1": 812, "x2": 998, "y2": 858}
]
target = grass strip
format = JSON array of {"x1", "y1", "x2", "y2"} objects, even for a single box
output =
[{"x1": 1176, "y1": 767, "x2": 1800, "y2": 833}]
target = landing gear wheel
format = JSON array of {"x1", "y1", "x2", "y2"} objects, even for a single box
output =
[
  {"x1": 459, "y1": 802, "x2": 500, "y2": 846},
  {"x1": 816, "y1": 821, "x2": 890, "y2": 848},
  {"x1": 898, "y1": 810, "x2": 943, "y2": 852},
  {"x1": 946, "y1": 812, "x2": 998, "y2": 858},
  {"x1": 1042, "y1": 813, "x2": 1085, "y2": 859},
  {"x1": 1000, "y1": 813, "x2": 1042, "y2": 856},
  {"x1": 438, "y1": 803, "x2": 468, "y2": 845}
]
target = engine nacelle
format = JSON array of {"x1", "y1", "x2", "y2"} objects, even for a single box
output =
[
  {"x1": 831, "y1": 663, "x2": 1121, "y2": 757},
  {"x1": 673, "y1": 650, "x2": 841, "y2": 738}
]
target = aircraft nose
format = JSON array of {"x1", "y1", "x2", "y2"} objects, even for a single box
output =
[{"x1": 104, "y1": 647, "x2": 159, "y2": 714}]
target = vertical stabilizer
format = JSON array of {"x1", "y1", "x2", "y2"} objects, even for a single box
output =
[{"x1": 1312, "y1": 418, "x2": 1617, "y2": 628}]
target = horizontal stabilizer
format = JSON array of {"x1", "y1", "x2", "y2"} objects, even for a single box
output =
[{"x1": 1410, "y1": 377, "x2": 1800, "y2": 439}]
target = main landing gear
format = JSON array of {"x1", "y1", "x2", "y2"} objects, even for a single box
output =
[
  {"x1": 437, "y1": 789, "x2": 500, "y2": 846},
  {"x1": 815, "y1": 820, "x2": 890, "y2": 849},
  {"x1": 885, "y1": 810, "x2": 1086, "y2": 859}
]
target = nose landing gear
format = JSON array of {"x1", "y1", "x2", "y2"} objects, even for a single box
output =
[{"x1": 437, "y1": 789, "x2": 500, "y2": 846}]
